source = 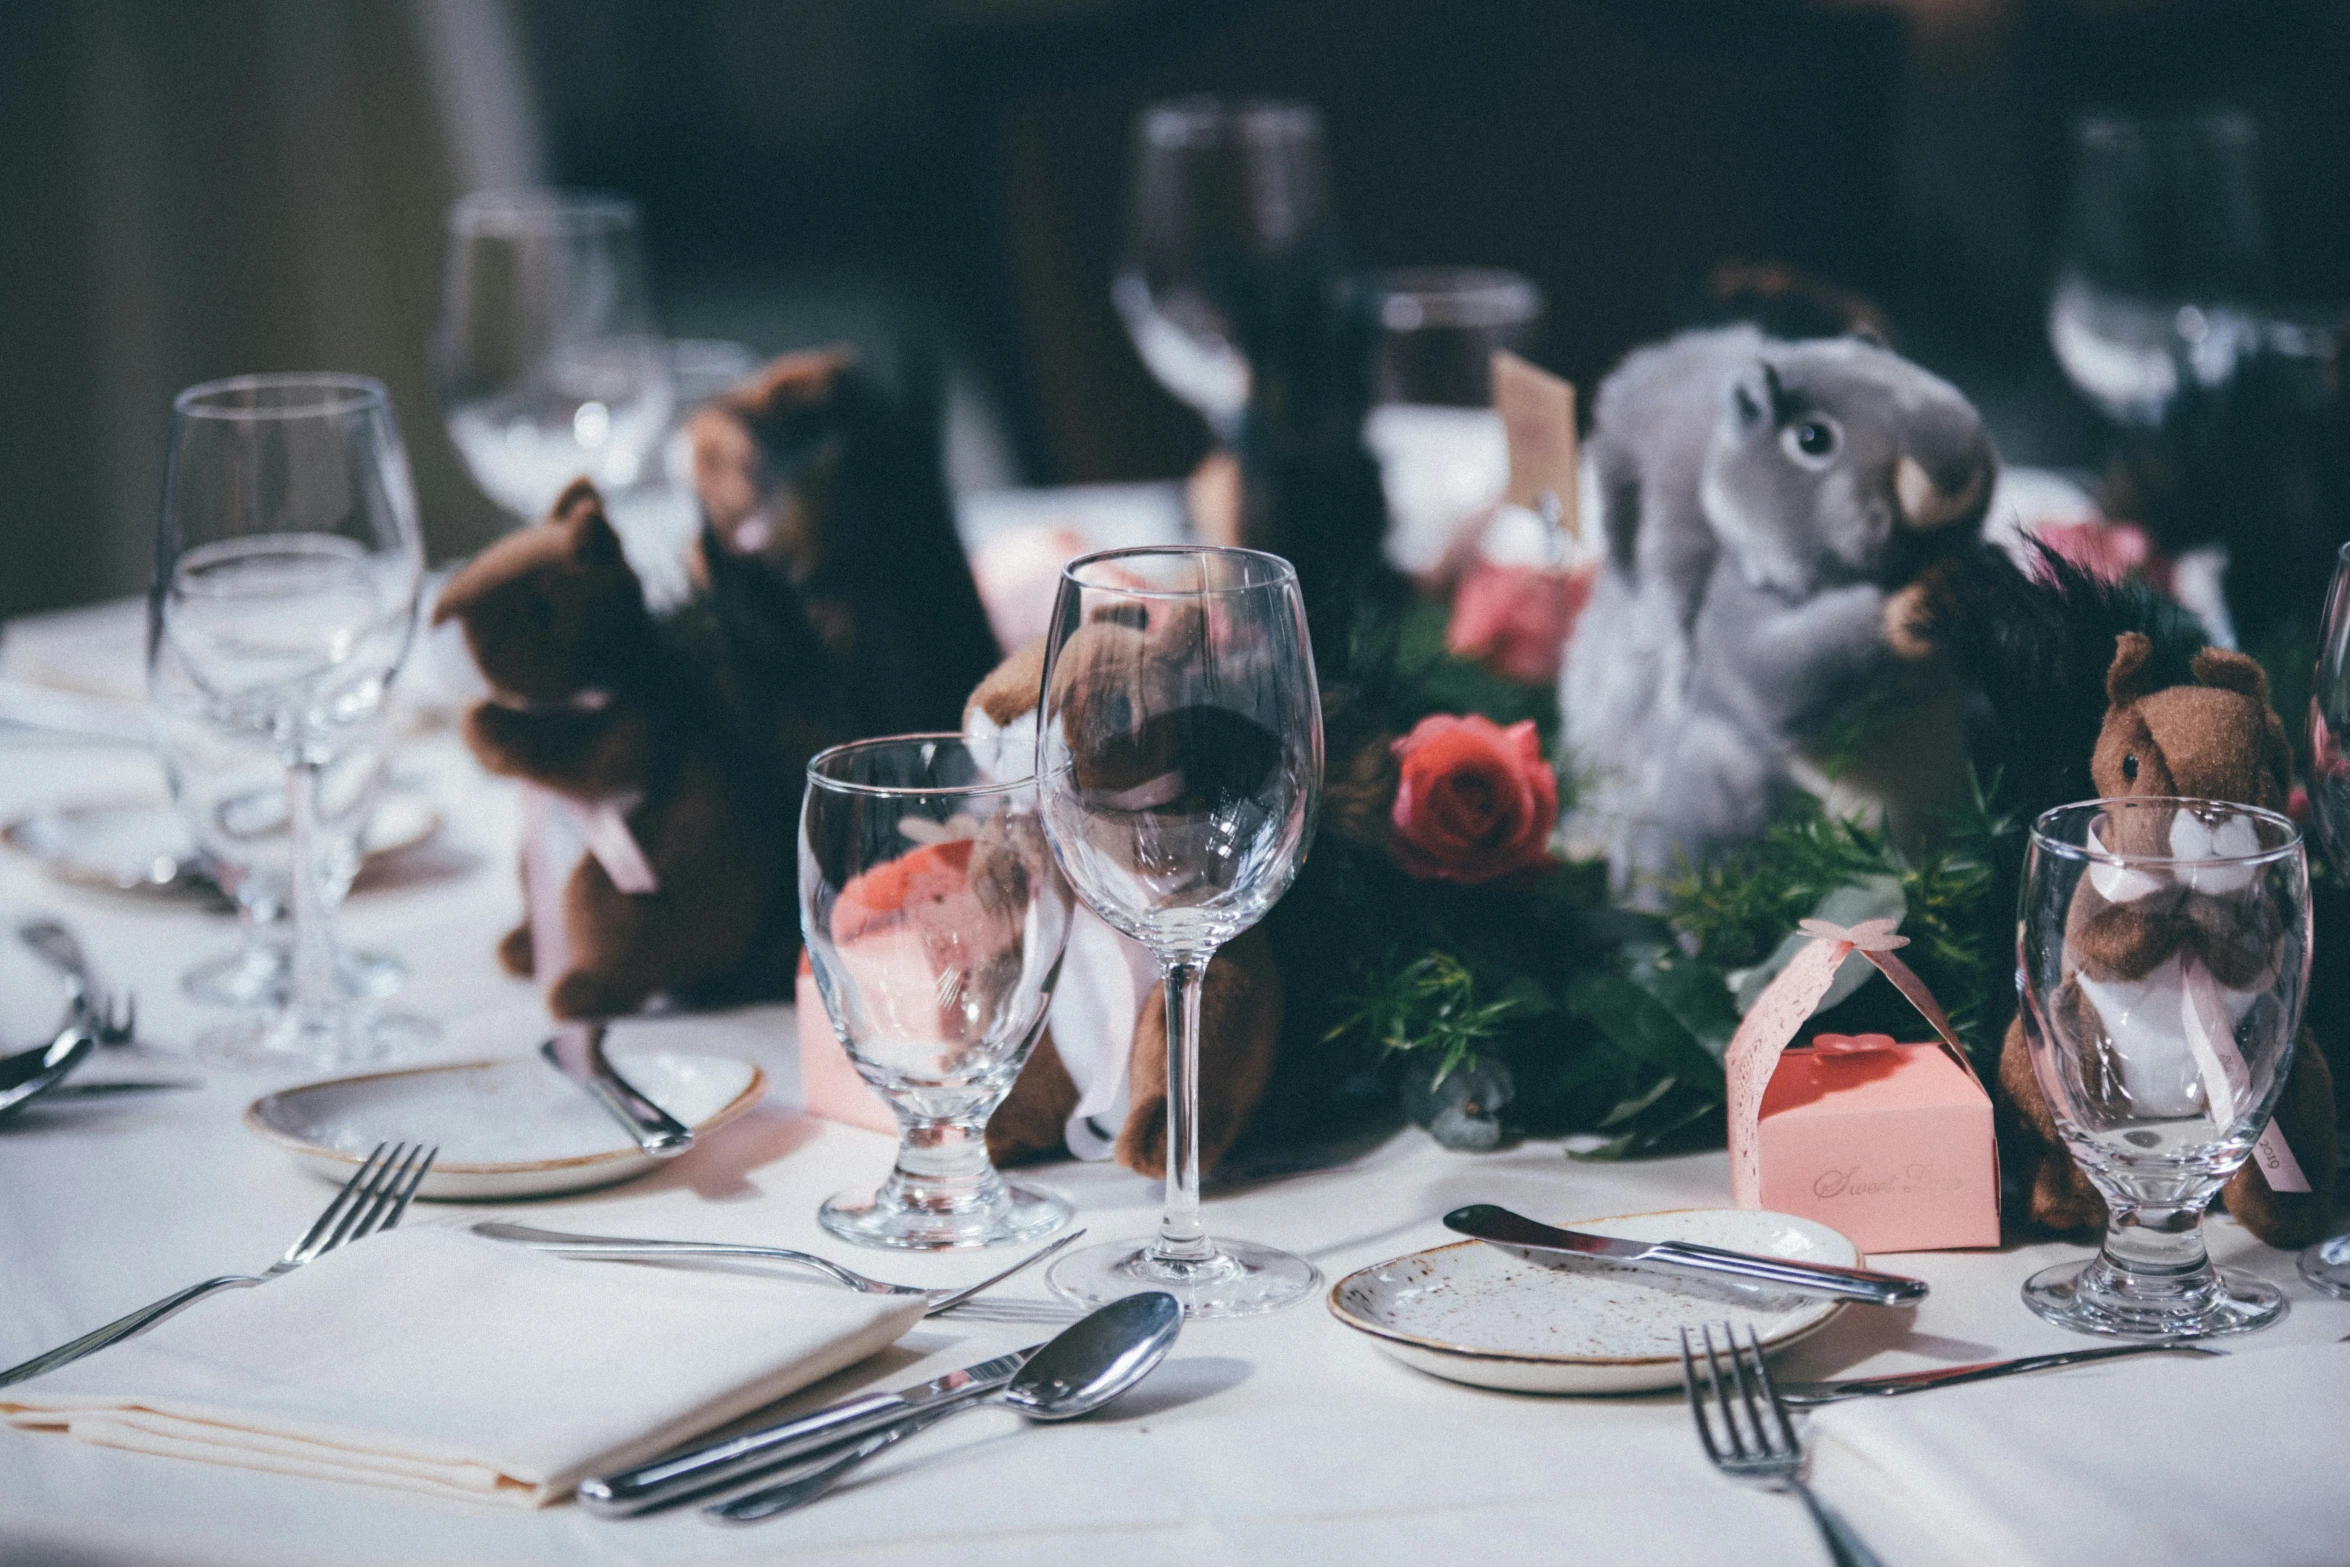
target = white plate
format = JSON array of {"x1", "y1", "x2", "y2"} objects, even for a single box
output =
[
  {"x1": 244, "y1": 1050, "x2": 765, "y2": 1200},
  {"x1": 3, "y1": 793, "x2": 441, "y2": 894},
  {"x1": 1329, "y1": 1208, "x2": 1858, "y2": 1394}
]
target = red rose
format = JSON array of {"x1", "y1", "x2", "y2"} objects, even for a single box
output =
[
  {"x1": 1445, "y1": 562, "x2": 1596, "y2": 685},
  {"x1": 1388, "y1": 714, "x2": 1558, "y2": 884}
]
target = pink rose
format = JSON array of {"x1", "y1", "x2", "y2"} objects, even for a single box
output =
[
  {"x1": 1389, "y1": 714, "x2": 1558, "y2": 884},
  {"x1": 1445, "y1": 562, "x2": 1596, "y2": 685}
]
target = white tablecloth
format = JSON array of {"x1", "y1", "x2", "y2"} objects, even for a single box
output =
[{"x1": 2, "y1": 607, "x2": 2346, "y2": 1567}]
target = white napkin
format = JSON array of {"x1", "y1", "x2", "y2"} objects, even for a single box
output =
[
  {"x1": 1807, "y1": 1341, "x2": 2350, "y2": 1567},
  {"x1": 1, "y1": 1226, "x2": 924, "y2": 1506}
]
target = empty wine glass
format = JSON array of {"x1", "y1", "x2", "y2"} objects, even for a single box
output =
[
  {"x1": 1036, "y1": 547, "x2": 1322, "y2": 1317},
  {"x1": 2299, "y1": 540, "x2": 2350, "y2": 1298},
  {"x1": 2018, "y1": 797, "x2": 2309, "y2": 1337},
  {"x1": 1114, "y1": 98, "x2": 1332, "y2": 443},
  {"x1": 431, "y1": 189, "x2": 675, "y2": 523},
  {"x1": 150, "y1": 374, "x2": 426, "y2": 1068},
  {"x1": 800, "y1": 736, "x2": 1074, "y2": 1249}
]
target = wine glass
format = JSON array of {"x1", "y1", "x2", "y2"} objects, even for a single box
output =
[
  {"x1": 431, "y1": 189, "x2": 675, "y2": 524},
  {"x1": 1114, "y1": 98, "x2": 1332, "y2": 443},
  {"x1": 800, "y1": 735, "x2": 1074, "y2": 1249},
  {"x1": 2018, "y1": 797, "x2": 2309, "y2": 1337},
  {"x1": 149, "y1": 374, "x2": 426, "y2": 1068},
  {"x1": 1035, "y1": 547, "x2": 1322, "y2": 1317},
  {"x1": 2299, "y1": 540, "x2": 2350, "y2": 1298}
]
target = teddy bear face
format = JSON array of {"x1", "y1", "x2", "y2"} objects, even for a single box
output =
[
  {"x1": 433, "y1": 481, "x2": 649, "y2": 706},
  {"x1": 2090, "y1": 637, "x2": 2291, "y2": 856}
]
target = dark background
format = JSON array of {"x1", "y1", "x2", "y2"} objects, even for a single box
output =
[{"x1": 5, "y1": 0, "x2": 2348, "y2": 620}]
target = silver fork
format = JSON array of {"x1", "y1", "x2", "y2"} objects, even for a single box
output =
[
  {"x1": 470, "y1": 1221, "x2": 1085, "y2": 1315},
  {"x1": 1681, "y1": 1323, "x2": 1884, "y2": 1567},
  {"x1": 0, "y1": 1142, "x2": 437, "y2": 1388}
]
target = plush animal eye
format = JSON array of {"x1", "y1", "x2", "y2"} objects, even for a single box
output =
[
  {"x1": 2122, "y1": 753, "x2": 2140, "y2": 784},
  {"x1": 1795, "y1": 421, "x2": 1835, "y2": 457}
]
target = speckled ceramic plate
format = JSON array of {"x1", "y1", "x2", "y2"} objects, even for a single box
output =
[
  {"x1": 1330, "y1": 1208, "x2": 1858, "y2": 1394},
  {"x1": 244, "y1": 1050, "x2": 764, "y2": 1200}
]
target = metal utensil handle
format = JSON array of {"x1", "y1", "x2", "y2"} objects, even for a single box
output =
[
  {"x1": 1783, "y1": 1341, "x2": 2215, "y2": 1404},
  {"x1": 472, "y1": 1221, "x2": 881, "y2": 1294},
  {"x1": 579, "y1": 1387, "x2": 917, "y2": 1515},
  {"x1": 541, "y1": 1033, "x2": 693, "y2": 1157},
  {"x1": 0, "y1": 1275, "x2": 259, "y2": 1389},
  {"x1": 1646, "y1": 1240, "x2": 1927, "y2": 1307},
  {"x1": 709, "y1": 1394, "x2": 991, "y2": 1523},
  {"x1": 1795, "y1": 1479, "x2": 1887, "y2": 1567}
]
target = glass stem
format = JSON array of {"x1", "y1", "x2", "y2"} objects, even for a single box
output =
[
  {"x1": 2101, "y1": 1198, "x2": 2212, "y2": 1281},
  {"x1": 1152, "y1": 954, "x2": 1214, "y2": 1264},
  {"x1": 284, "y1": 759, "x2": 341, "y2": 1034},
  {"x1": 889, "y1": 1113, "x2": 999, "y2": 1211}
]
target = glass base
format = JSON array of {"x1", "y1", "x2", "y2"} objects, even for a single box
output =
[
  {"x1": 194, "y1": 1007, "x2": 438, "y2": 1074},
  {"x1": 2300, "y1": 1233, "x2": 2350, "y2": 1300},
  {"x1": 820, "y1": 1178, "x2": 1070, "y2": 1252},
  {"x1": 1047, "y1": 1234, "x2": 1320, "y2": 1319},
  {"x1": 183, "y1": 945, "x2": 405, "y2": 1008},
  {"x1": 2023, "y1": 1256, "x2": 2287, "y2": 1339}
]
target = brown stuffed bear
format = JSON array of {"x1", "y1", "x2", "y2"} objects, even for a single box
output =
[
  {"x1": 434, "y1": 481, "x2": 789, "y2": 1018},
  {"x1": 1998, "y1": 632, "x2": 2338, "y2": 1247},
  {"x1": 966, "y1": 629, "x2": 1285, "y2": 1181}
]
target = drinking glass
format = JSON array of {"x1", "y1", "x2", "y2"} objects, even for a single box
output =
[
  {"x1": 2047, "y1": 111, "x2": 2271, "y2": 427},
  {"x1": 2298, "y1": 540, "x2": 2350, "y2": 1297},
  {"x1": 1114, "y1": 98, "x2": 1331, "y2": 442},
  {"x1": 431, "y1": 189, "x2": 675, "y2": 523},
  {"x1": 150, "y1": 375, "x2": 426, "y2": 1068},
  {"x1": 800, "y1": 736, "x2": 1074, "y2": 1249},
  {"x1": 2018, "y1": 797, "x2": 2309, "y2": 1337},
  {"x1": 1036, "y1": 547, "x2": 1322, "y2": 1316}
]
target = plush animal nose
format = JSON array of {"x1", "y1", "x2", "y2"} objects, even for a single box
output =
[{"x1": 1895, "y1": 451, "x2": 1987, "y2": 531}]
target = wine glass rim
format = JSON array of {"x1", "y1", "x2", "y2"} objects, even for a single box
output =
[
  {"x1": 173, "y1": 374, "x2": 388, "y2": 422},
  {"x1": 446, "y1": 187, "x2": 638, "y2": 235},
  {"x1": 1060, "y1": 545, "x2": 1299, "y2": 597},
  {"x1": 2075, "y1": 108, "x2": 2257, "y2": 153},
  {"x1": 2030, "y1": 795, "x2": 2301, "y2": 866},
  {"x1": 807, "y1": 733, "x2": 1037, "y2": 798},
  {"x1": 1377, "y1": 267, "x2": 1544, "y2": 331},
  {"x1": 1138, "y1": 95, "x2": 1323, "y2": 148}
]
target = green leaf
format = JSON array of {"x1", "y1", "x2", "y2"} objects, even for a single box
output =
[{"x1": 1563, "y1": 971, "x2": 1726, "y2": 1091}]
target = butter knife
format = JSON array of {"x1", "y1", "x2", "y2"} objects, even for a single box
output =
[
  {"x1": 578, "y1": 1345, "x2": 1040, "y2": 1515},
  {"x1": 540, "y1": 1024, "x2": 693, "y2": 1157},
  {"x1": 1772, "y1": 1342, "x2": 2222, "y2": 1406},
  {"x1": 1442, "y1": 1204, "x2": 1928, "y2": 1308}
]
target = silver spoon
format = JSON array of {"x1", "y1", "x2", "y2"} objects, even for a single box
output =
[
  {"x1": 0, "y1": 1023, "x2": 96, "y2": 1124},
  {"x1": 707, "y1": 1289, "x2": 1182, "y2": 1523}
]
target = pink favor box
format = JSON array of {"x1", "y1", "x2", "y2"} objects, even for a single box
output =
[
  {"x1": 1736, "y1": 1042, "x2": 1998, "y2": 1253},
  {"x1": 794, "y1": 957, "x2": 897, "y2": 1135}
]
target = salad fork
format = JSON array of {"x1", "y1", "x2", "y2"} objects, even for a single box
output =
[
  {"x1": 0, "y1": 1142, "x2": 436, "y2": 1388},
  {"x1": 470, "y1": 1221, "x2": 1084, "y2": 1315},
  {"x1": 1681, "y1": 1323, "x2": 1883, "y2": 1567}
]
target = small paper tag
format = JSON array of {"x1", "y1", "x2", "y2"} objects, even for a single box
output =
[
  {"x1": 577, "y1": 796, "x2": 659, "y2": 895},
  {"x1": 1492, "y1": 350, "x2": 1578, "y2": 534},
  {"x1": 2251, "y1": 1117, "x2": 2313, "y2": 1193},
  {"x1": 2179, "y1": 956, "x2": 2250, "y2": 1130}
]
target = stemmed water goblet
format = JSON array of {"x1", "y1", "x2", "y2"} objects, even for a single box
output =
[
  {"x1": 1114, "y1": 98, "x2": 1332, "y2": 444},
  {"x1": 800, "y1": 736, "x2": 1074, "y2": 1249},
  {"x1": 2298, "y1": 540, "x2": 2350, "y2": 1297},
  {"x1": 430, "y1": 189, "x2": 675, "y2": 525},
  {"x1": 149, "y1": 374, "x2": 426, "y2": 1068},
  {"x1": 2018, "y1": 797, "x2": 2310, "y2": 1337},
  {"x1": 1036, "y1": 546, "x2": 1323, "y2": 1317}
]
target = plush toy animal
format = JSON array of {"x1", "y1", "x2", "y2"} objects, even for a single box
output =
[
  {"x1": 434, "y1": 481, "x2": 791, "y2": 1017},
  {"x1": 1995, "y1": 633, "x2": 2337, "y2": 1247},
  {"x1": 1562, "y1": 326, "x2": 1995, "y2": 897}
]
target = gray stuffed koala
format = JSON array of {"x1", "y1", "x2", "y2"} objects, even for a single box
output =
[{"x1": 1562, "y1": 326, "x2": 1994, "y2": 900}]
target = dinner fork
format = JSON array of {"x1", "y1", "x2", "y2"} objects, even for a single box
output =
[
  {"x1": 0, "y1": 1142, "x2": 437, "y2": 1388},
  {"x1": 1681, "y1": 1323, "x2": 1884, "y2": 1567},
  {"x1": 469, "y1": 1221, "x2": 1085, "y2": 1315}
]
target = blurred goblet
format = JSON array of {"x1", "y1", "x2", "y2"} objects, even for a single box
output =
[
  {"x1": 2018, "y1": 797, "x2": 2309, "y2": 1337},
  {"x1": 1114, "y1": 97, "x2": 1331, "y2": 443},
  {"x1": 2298, "y1": 541, "x2": 2350, "y2": 1298},
  {"x1": 1036, "y1": 547, "x2": 1322, "y2": 1317},
  {"x1": 431, "y1": 189, "x2": 675, "y2": 524},
  {"x1": 800, "y1": 736, "x2": 1074, "y2": 1249}
]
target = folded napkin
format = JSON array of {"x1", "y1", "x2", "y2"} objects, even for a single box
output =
[
  {"x1": 1807, "y1": 1341, "x2": 2350, "y2": 1567},
  {"x1": 1, "y1": 1225, "x2": 924, "y2": 1506}
]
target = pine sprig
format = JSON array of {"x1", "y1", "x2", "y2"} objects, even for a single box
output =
[{"x1": 1326, "y1": 951, "x2": 1526, "y2": 1087}]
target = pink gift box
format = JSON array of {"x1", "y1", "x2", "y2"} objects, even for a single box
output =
[
  {"x1": 1725, "y1": 918, "x2": 1999, "y2": 1253},
  {"x1": 794, "y1": 956, "x2": 897, "y2": 1135},
  {"x1": 1742, "y1": 1040, "x2": 1998, "y2": 1252}
]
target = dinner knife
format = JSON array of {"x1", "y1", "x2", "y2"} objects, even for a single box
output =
[
  {"x1": 1442, "y1": 1204, "x2": 1928, "y2": 1308},
  {"x1": 1771, "y1": 1341, "x2": 2222, "y2": 1406},
  {"x1": 539, "y1": 1024, "x2": 693, "y2": 1157},
  {"x1": 577, "y1": 1345, "x2": 1041, "y2": 1515}
]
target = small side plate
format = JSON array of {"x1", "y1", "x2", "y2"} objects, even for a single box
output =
[
  {"x1": 244, "y1": 1050, "x2": 765, "y2": 1200},
  {"x1": 1329, "y1": 1207, "x2": 1857, "y2": 1395},
  {"x1": 3, "y1": 793, "x2": 441, "y2": 895}
]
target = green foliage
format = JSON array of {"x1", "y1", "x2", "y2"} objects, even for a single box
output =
[
  {"x1": 1326, "y1": 952, "x2": 1528, "y2": 1088},
  {"x1": 1388, "y1": 600, "x2": 1558, "y2": 738}
]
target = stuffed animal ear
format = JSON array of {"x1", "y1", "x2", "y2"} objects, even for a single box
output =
[
  {"x1": 2105, "y1": 632, "x2": 2157, "y2": 707},
  {"x1": 553, "y1": 483, "x2": 624, "y2": 569},
  {"x1": 2191, "y1": 647, "x2": 2271, "y2": 707},
  {"x1": 1727, "y1": 365, "x2": 1769, "y2": 430}
]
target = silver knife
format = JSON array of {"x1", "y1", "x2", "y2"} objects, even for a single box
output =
[
  {"x1": 1442, "y1": 1204, "x2": 1928, "y2": 1308},
  {"x1": 540, "y1": 1024, "x2": 693, "y2": 1157},
  {"x1": 41, "y1": 1079, "x2": 203, "y2": 1097},
  {"x1": 577, "y1": 1345, "x2": 1041, "y2": 1515},
  {"x1": 1772, "y1": 1341, "x2": 2222, "y2": 1406}
]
